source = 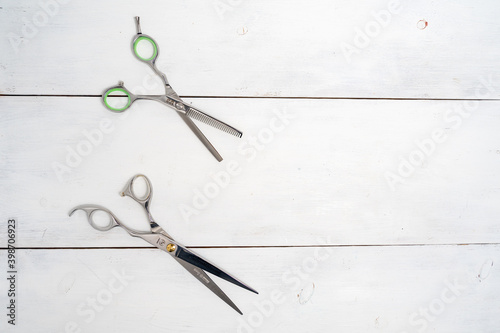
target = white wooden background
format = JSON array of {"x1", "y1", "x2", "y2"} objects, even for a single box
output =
[{"x1": 1, "y1": 0, "x2": 500, "y2": 332}]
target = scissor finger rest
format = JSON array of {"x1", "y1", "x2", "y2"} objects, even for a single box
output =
[{"x1": 132, "y1": 16, "x2": 160, "y2": 64}]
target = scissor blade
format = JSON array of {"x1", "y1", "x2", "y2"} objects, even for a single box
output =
[
  {"x1": 177, "y1": 113, "x2": 223, "y2": 162},
  {"x1": 174, "y1": 257, "x2": 243, "y2": 315},
  {"x1": 175, "y1": 246, "x2": 258, "y2": 295},
  {"x1": 185, "y1": 106, "x2": 243, "y2": 138}
]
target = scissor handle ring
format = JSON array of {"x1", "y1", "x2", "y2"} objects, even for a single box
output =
[
  {"x1": 88, "y1": 209, "x2": 117, "y2": 231},
  {"x1": 102, "y1": 86, "x2": 132, "y2": 112},
  {"x1": 122, "y1": 174, "x2": 153, "y2": 204},
  {"x1": 69, "y1": 205, "x2": 119, "y2": 232},
  {"x1": 132, "y1": 35, "x2": 159, "y2": 63}
]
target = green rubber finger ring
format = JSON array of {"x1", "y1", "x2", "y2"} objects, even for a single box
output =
[
  {"x1": 103, "y1": 88, "x2": 131, "y2": 112},
  {"x1": 133, "y1": 36, "x2": 158, "y2": 62}
]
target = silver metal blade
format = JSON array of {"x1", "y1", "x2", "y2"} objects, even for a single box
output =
[
  {"x1": 177, "y1": 112, "x2": 223, "y2": 162},
  {"x1": 174, "y1": 257, "x2": 243, "y2": 315},
  {"x1": 175, "y1": 246, "x2": 258, "y2": 294},
  {"x1": 185, "y1": 106, "x2": 243, "y2": 138}
]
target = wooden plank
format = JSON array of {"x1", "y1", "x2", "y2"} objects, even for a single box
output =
[
  {"x1": 0, "y1": 245, "x2": 498, "y2": 332},
  {"x1": 1, "y1": 96, "x2": 500, "y2": 247},
  {"x1": 1, "y1": 0, "x2": 500, "y2": 98}
]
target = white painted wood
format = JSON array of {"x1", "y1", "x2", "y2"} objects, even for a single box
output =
[
  {"x1": 1, "y1": 0, "x2": 500, "y2": 98},
  {"x1": 1, "y1": 96, "x2": 500, "y2": 247},
  {"x1": 2, "y1": 2, "x2": 500, "y2": 331},
  {"x1": 0, "y1": 245, "x2": 498, "y2": 332}
]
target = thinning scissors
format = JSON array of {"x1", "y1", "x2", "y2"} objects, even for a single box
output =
[
  {"x1": 69, "y1": 174, "x2": 257, "y2": 314},
  {"x1": 102, "y1": 17, "x2": 242, "y2": 162}
]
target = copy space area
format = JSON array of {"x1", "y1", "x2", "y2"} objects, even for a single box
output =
[{"x1": 1, "y1": 1, "x2": 499, "y2": 332}]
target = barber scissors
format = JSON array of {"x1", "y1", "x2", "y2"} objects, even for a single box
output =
[
  {"x1": 102, "y1": 17, "x2": 242, "y2": 162},
  {"x1": 69, "y1": 174, "x2": 257, "y2": 314}
]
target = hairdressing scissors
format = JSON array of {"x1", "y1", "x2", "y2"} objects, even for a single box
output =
[
  {"x1": 102, "y1": 17, "x2": 243, "y2": 162},
  {"x1": 69, "y1": 174, "x2": 257, "y2": 314}
]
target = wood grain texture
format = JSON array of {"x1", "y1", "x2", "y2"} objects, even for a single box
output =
[
  {"x1": 1, "y1": 96, "x2": 500, "y2": 247},
  {"x1": 1, "y1": 0, "x2": 500, "y2": 98},
  {"x1": 0, "y1": 245, "x2": 498, "y2": 332},
  {"x1": 1, "y1": 1, "x2": 500, "y2": 332}
]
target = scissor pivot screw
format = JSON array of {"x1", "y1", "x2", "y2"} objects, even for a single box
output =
[
  {"x1": 175, "y1": 102, "x2": 185, "y2": 111},
  {"x1": 166, "y1": 243, "x2": 176, "y2": 252}
]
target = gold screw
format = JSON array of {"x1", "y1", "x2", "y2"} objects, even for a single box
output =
[{"x1": 166, "y1": 243, "x2": 176, "y2": 252}]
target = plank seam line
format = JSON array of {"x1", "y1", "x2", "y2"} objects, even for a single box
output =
[
  {"x1": 1, "y1": 243, "x2": 499, "y2": 250},
  {"x1": 1, "y1": 94, "x2": 500, "y2": 102}
]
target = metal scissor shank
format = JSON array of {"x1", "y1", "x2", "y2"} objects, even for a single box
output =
[
  {"x1": 102, "y1": 17, "x2": 242, "y2": 161},
  {"x1": 69, "y1": 174, "x2": 257, "y2": 314}
]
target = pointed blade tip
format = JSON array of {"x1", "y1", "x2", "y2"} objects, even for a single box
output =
[{"x1": 248, "y1": 287, "x2": 259, "y2": 294}]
